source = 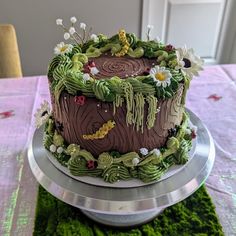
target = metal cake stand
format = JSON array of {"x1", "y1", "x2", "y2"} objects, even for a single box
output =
[{"x1": 28, "y1": 110, "x2": 215, "y2": 227}]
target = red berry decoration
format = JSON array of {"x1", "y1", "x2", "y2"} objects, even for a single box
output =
[
  {"x1": 83, "y1": 64, "x2": 90, "y2": 73},
  {"x1": 165, "y1": 44, "x2": 175, "y2": 52},
  {"x1": 88, "y1": 60, "x2": 96, "y2": 67},
  {"x1": 74, "y1": 95, "x2": 86, "y2": 106},
  {"x1": 143, "y1": 67, "x2": 151, "y2": 75},
  {"x1": 86, "y1": 160, "x2": 98, "y2": 169},
  {"x1": 191, "y1": 130, "x2": 197, "y2": 139}
]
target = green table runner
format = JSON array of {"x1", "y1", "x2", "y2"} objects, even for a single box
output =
[{"x1": 34, "y1": 186, "x2": 224, "y2": 236}]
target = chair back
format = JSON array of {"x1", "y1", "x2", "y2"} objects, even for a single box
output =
[{"x1": 0, "y1": 24, "x2": 22, "y2": 78}]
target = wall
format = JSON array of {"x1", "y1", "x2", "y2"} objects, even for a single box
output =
[{"x1": 0, "y1": 0, "x2": 142, "y2": 76}]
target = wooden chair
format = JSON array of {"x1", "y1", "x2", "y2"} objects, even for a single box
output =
[{"x1": 0, "y1": 24, "x2": 22, "y2": 78}]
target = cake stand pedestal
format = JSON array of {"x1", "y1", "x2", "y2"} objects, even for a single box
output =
[{"x1": 28, "y1": 110, "x2": 215, "y2": 227}]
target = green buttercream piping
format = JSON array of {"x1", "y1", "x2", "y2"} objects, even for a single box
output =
[
  {"x1": 102, "y1": 164, "x2": 131, "y2": 183},
  {"x1": 99, "y1": 43, "x2": 121, "y2": 55},
  {"x1": 68, "y1": 156, "x2": 102, "y2": 177},
  {"x1": 92, "y1": 80, "x2": 112, "y2": 101},
  {"x1": 127, "y1": 47, "x2": 144, "y2": 58},
  {"x1": 146, "y1": 95, "x2": 158, "y2": 129},
  {"x1": 133, "y1": 93, "x2": 145, "y2": 132},
  {"x1": 181, "y1": 75, "x2": 190, "y2": 105},
  {"x1": 121, "y1": 82, "x2": 134, "y2": 125},
  {"x1": 77, "y1": 149, "x2": 96, "y2": 161},
  {"x1": 85, "y1": 46, "x2": 102, "y2": 58},
  {"x1": 97, "y1": 152, "x2": 113, "y2": 169}
]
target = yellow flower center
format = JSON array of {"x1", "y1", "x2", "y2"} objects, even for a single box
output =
[
  {"x1": 60, "y1": 46, "x2": 68, "y2": 52},
  {"x1": 155, "y1": 72, "x2": 166, "y2": 81}
]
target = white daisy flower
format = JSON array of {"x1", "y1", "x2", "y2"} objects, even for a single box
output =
[
  {"x1": 70, "y1": 16, "x2": 77, "y2": 24},
  {"x1": 132, "y1": 157, "x2": 140, "y2": 166},
  {"x1": 34, "y1": 100, "x2": 51, "y2": 128},
  {"x1": 80, "y1": 22, "x2": 86, "y2": 30},
  {"x1": 152, "y1": 148, "x2": 161, "y2": 156},
  {"x1": 57, "y1": 147, "x2": 64, "y2": 154},
  {"x1": 50, "y1": 144, "x2": 57, "y2": 153},
  {"x1": 56, "y1": 19, "x2": 63, "y2": 25},
  {"x1": 64, "y1": 32, "x2": 70, "y2": 40},
  {"x1": 90, "y1": 34, "x2": 99, "y2": 42},
  {"x1": 149, "y1": 66, "x2": 172, "y2": 88},
  {"x1": 69, "y1": 27, "x2": 76, "y2": 35},
  {"x1": 140, "y1": 148, "x2": 149, "y2": 156},
  {"x1": 83, "y1": 73, "x2": 91, "y2": 81},
  {"x1": 90, "y1": 67, "x2": 99, "y2": 75},
  {"x1": 176, "y1": 46, "x2": 204, "y2": 79},
  {"x1": 54, "y1": 42, "x2": 73, "y2": 55}
]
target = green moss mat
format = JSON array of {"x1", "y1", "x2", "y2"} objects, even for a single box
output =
[{"x1": 34, "y1": 185, "x2": 224, "y2": 236}]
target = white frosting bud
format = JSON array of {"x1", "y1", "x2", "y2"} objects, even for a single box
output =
[
  {"x1": 83, "y1": 73, "x2": 90, "y2": 81},
  {"x1": 69, "y1": 27, "x2": 76, "y2": 35},
  {"x1": 56, "y1": 19, "x2": 63, "y2": 25},
  {"x1": 147, "y1": 24, "x2": 154, "y2": 29},
  {"x1": 57, "y1": 147, "x2": 64, "y2": 154},
  {"x1": 49, "y1": 144, "x2": 57, "y2": 153},
  {"x1": 132, "y1": 157, "x2": 140, "y2": 166},
  {"x1": 152, "y1": 148, "x2": 161, "y2": 156},
  {"x1": 90, "y1": 34, "x2": 99, "y2": 42},
  {"x1": 80, "y1": 22, "x2": 86, "y2": 30},
  {"x1": 64, "y1": 32, "x2": 70, "y2": 40},
  {"x1": 70, "y1": 16, "x2": 77, "y2": 24},
  {"x1": 90, "y1": 67, "x2": 99, "y2": 75},
  {"x1": 139, "y1": 148, "x2": 148, "y2": 156}
]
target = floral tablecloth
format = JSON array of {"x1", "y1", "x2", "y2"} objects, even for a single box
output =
[{"x1": 0, "y1": 65, "x2": 235, "y2": 235}]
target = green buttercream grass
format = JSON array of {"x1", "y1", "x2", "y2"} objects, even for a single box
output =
[
  {"x1": 44, "y1": 112, "x2": 195, "y2": 183},
  {"x1": 34, "y1": 185, "x2": 224, "y2": 235}
]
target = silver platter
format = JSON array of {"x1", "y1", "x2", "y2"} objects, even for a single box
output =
[{"x1": 28, "y1": 109, "x2": 215, "y2": 227}]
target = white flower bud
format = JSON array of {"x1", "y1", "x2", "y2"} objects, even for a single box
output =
[
  {"x1": 64, "y1": 32, "x2": 70, "y2": 40},
  {"x1": 90, "y1": 34, "x2": 99, "y2": 42},
  {"x1": 49, "y1": 144, "x2": 57, "y2": 153},
  {"x1": 69, "y1": 27, "x2": 76, "y2": 35},
  {"x1": 147, "y1": 24, "x2": 154, "y2": 29},
  {"x1": 90, "y1": 67, "x2": 99, "y2": 75},
  {"x1": 80, "y1": 22, "x2": 86, "y2": 30},
  {"x1": 132, "y1": 157, "x2": 140, "y2": 166},
  {"x1": 152, "y1": 148, "x2": 161, "y2": 156},
  {"x1": 70, "y1": 16, "x2": 77, "y2": 24},
  {"x1": 57, "y1": 147, "x2": 64, "y2": 154},
  {"x1": 56, "y1": 19, "x2": 63, "y2": 25},
  {"x1": 83, "y1": 73, "x2": 90, "y2": 81},
  {"x1": 139, "y1": 148, "x2": 149, "y2": 156}
]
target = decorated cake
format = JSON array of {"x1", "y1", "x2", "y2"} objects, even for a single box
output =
[{"x1": 35, "y1": 17, "x2": 203, "y2": 183}]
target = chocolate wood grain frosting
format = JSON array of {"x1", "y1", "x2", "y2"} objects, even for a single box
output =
[{"x1": 92, "y1": 54, "x2": 156, "y2": 79}]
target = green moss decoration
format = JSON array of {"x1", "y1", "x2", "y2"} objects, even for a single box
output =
[{"x1": 34, "y1": 185, "x2": 224, "y2": 236}]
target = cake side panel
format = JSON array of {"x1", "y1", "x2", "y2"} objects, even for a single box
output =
[{"x1": 52, "y1": 85, "x2": 184, "y2": 157}]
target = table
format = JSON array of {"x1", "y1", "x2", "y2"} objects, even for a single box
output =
[{"x1": 0, "y1": 65, "x2": 236, "y2": 235}]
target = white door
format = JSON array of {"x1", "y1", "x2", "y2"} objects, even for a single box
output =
[{"x1": 141, "y1": 0, "x2": 236, "y2": 64}]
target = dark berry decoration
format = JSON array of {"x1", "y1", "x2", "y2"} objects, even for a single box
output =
[
  {"x1": 74, "y1": 95, "x2": 86, "y2": 105},
  {"x1": 86, "y1": 160, "x2": 98, "y2": 169},
  {"x1": 83, "y1": 64, "x2": 90, "y2": 73},
  {"x1": 55, "y1": 121, "x2": 64, "y2": 132},
  {"x1": 183, "y1": 58, "x2": 191, "y2": 68},
  {"x1": 168, "y1": 127, "x2": 177, "y2": 137},
  {"x1": 165, "y1": 44, "x2": 175, "y2": 52},
  {"x1": 191, "y1": 130, "x2": 197, "y2": 139},
  {"x1": 143, "y1": 67, "x2": 151, "y2": 75},
  {"x1": 88, "y1": 60, "x2": 96, "y2": 67}
]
